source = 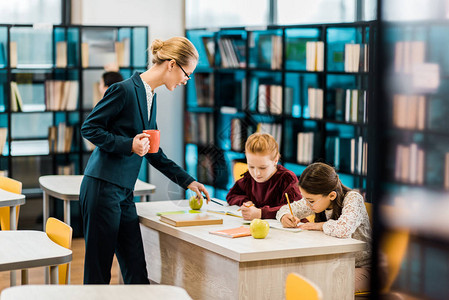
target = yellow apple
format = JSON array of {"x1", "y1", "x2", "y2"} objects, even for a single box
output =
[
  {"x1": 189, "y1": 195, "x2": 203, "y2": 210},
  {"x1": 250, "y1": 219, "x2": 269, "y2": 239}
]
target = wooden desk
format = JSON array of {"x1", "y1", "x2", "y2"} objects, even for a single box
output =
[
  {"x1": 0, "y1": 284, "x2": 192, "y2": 300},
  {"x1": 0, "y1": 188, "x2": 25, "y2": 230},
  {"x1": 39, "y1": 175, "x2": 156, "y2": 230},
  {"x1": 0, "y1": 231, "x2": 72, "y2": 285},
  {"x1": 137, "y1": 201, "x2": 366, "y2": 300}
]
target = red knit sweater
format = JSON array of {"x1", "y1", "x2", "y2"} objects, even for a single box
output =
[{"x1": 226, "y1": 165, "x2": 302, "y2": 219}]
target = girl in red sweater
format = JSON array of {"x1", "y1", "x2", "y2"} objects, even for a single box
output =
[{"x1": 226, "y1": 133, "x2": 302, "y2": 220}]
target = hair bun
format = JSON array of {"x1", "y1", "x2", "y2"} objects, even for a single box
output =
[{"x1": 151, "y1": 39, "x2": 164, "y2": 55}]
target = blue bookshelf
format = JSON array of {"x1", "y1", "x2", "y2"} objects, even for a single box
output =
[{"x1": 184, "y1": 21, "x2": 377, "y2": 199}]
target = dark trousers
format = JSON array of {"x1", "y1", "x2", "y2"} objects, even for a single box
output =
[{"x1": 80, "y1": 175, "x2": 149, "y2": 284}]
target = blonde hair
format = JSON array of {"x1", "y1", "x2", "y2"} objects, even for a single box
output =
[
  {"x1": 245, "y1": 133, "x2": 280, "y2": 160},
  {"x1": 150, "y1": 37, "x2": 199, "y2": 66}
]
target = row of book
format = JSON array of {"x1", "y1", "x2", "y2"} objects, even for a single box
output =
[
  {"x1": 48, "y1": 123, "x2": 74, "y2": 153},
  {"x1": 45, "y1": 80, "x2": 79, "y2": 111},
  {"x1": 194, "y1": 73, "x2": 214, "y2": 107},
  {"x1": 218, "y1": 38, "x2": 246, "y2": 68},
  {"x1": 332, "y1": 88, "x2": 367, "y2": 124},
  {"x1": 394, "y1": 41, "x2": 425, "y2": 74},
  {"x1": 258, "y1": 84, "x2": 284, "y2": 115},
  {"x1": 230, "y1": 119, "x2": 246, "y2": 152},
  {"x1": 8, "y1": 39, "x2": 130, "y2": 68},
  {"x1": 307, "y1": 88, "x2": 324, "y2": 119},
  {"x1": 10, "y1": 82, "x2": 23, "y2": 112},
  {"x1": 306, "y1": 41, "x2": 324, "y2": 71},
  {"x1": 10, "y1": 81, "x2": 79, "y2": 112},
  {"x1": 257, "y1": 122, "x2": 282, "y2": 149},
  {"x1": 197, "y1": 146, "x2": 228, "y2": 188},
  {"x1": 194, "y1": 76, "x2": 366, "y2": 124},
  {"x1": 394, "y1": 143, "x2": 425, "y2": 185},
  {"x1": 261, "y1": 35, "x2": 282, "y2": 69},
  {"x1": 392, "y1": 94, "x2": 426, "y2": 130},
  {"x1": 296, "y1": 132, "x2": 316, "y2": 165},
  {"x1": 344, "y1": 43, "x2": 369, "y2": 73},
  {"x1": 57, "y1": 163, "x2": 75, "y2": 175},
  {"x1": 184, "y1": 113, "x2": 215, "y2": 145},
  {"x1": 325, "y1": 136, "x2": 368, "y2": 175},
  {"x1": 0, "y1": 128, "x2": 7, "y2": 155}
]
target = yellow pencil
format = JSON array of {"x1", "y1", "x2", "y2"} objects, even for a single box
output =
[{"x1": 285, "y1": 193, "x2": 293, "y2": 215}]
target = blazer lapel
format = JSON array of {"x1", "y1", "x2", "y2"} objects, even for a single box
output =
[{"x1": 132, "y1": 72, "x2": 150, "y2": 129}]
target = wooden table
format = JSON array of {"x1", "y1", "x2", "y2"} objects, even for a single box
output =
[
  {"x1": 0, "y1": 231, "x2": 72, "y2": 285},
  {"x1": 0, "y1": 188, "x2": 25, "y2": 230},
  {"x1": 136, "y1": 200, "x2": 366, "y2": 300},
  {"x1": 0, "y1": 284, "x2": 192, "y2": 300},
  {"x1": 39, "y1": 175, "x2": 156, "y2": 230}
]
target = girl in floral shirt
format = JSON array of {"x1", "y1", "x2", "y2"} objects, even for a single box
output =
[{"x1": 277, "y1": 162, "x2": 371, "y2": 293}]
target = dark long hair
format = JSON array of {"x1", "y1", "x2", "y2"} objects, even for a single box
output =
[{"x1": 298, "y1": 162, "x2": 352, "y2": 222}]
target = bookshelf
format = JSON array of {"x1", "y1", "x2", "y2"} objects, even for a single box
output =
[
  {"x1": 184, "y1": 21, "x2": 376, "y2": 200},
  {"x1": 373, "y1": 17, "x2": 449, "y2": 298},
  {"x1": 0, "y1": 24, "x2": 148, "y2": 196}
]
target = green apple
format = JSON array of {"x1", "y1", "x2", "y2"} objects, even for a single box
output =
[
  {"x1": 189, "y1": 195, "x2": 203, "y2": 210},
  {"x1": 250, "y1": 219, "x2": 269, "y2": 239}
]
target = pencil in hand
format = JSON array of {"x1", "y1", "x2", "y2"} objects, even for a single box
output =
[
  {"x1": 237, "y1": 203, "x2": 254, "y2": 211},
  {"x1": 285, "y1": 193, "x2": 294, "y2": 216}
]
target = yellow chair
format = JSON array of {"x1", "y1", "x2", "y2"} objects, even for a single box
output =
[
  {"x1": 0, "y1": 176, "x2": 22, "y2": 230},
  {"x1": 364, "y1": 202, "x2": 373, "y2": 226},
  {"x1": 285, "y1": 273, "x2": 323, "y2": 300},
  {"x1": 233, "y1": 162, "x2": 248, "y2": 182},
  {"x1": 46, "y1": 217, "x2": 73, "y2": 284},
  {"x1": 355, "y1": 203, "x2": 409, "y2": 296}
]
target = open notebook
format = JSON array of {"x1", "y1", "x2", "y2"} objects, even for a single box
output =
[
  {"x1": 242, "y1": 219, "x2": 302, "y2": 232},
  {"x1": 206, "y1": 204, "x2": 243, "y2": 218}
]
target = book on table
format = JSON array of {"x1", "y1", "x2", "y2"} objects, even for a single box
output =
[
  {"x1": 209, "y1": 226, "x2": 251, "y2": 238},
  {"x1": 159, "y1": 213, "x2": 223, "y2": 227},
  {"x1": 206, "y1": 205, "x2": 243, "y2": 218}
]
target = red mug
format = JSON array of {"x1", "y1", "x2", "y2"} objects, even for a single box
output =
[{"x1": 143, "y1": 129, "x2": 160, "y2": 153}]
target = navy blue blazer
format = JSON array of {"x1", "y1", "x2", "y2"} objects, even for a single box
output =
[{"x1": 81, "y1": 72, "x2": 195, "y2": 190}]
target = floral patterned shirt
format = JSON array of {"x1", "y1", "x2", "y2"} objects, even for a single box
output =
[{"x1": 276, "y1": 191, "x2": 371, "y2": 267}]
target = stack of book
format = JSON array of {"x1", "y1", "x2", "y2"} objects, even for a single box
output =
[{"x1": 48, "y1": 123, "x2": 74, "y2": 153}]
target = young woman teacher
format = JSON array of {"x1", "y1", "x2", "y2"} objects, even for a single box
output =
[{"x1": 80, "y1": 37, "x2": 210, "y2": 284}]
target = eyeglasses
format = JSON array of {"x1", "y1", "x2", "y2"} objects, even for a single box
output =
[
  {"x1": 304, "y1": 195, "x2": 325, "y2": 208},
  {"x1": 176, "y1": 61, "x2": 191, "y2": 80}
]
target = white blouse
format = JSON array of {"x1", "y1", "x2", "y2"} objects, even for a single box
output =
[{"x1": 276, "y1": 191, "x2": 371, "y2": 267}]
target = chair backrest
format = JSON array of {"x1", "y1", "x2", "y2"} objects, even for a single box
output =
[
  {"x1": 363, "y1": 202, "x2": 409, "y2": 293},
  {"x1": 46, "y1": 217, "x2": 73, "y2": 284},
  {"x1": 285, "y1": 273, "x2": 323, "y2": 300},
  {"x1": 0, "y1": 176, "x2": 22, "y2": 230},
  {"x1": 364, "y1": 202, "x2": 373, "y2": 226},
  {"x1": 233, "y1": 162, "x2": 248, "y2": 182},
  {"x1": 381, "y1": 229, "x2": 409, "y2": 293}
]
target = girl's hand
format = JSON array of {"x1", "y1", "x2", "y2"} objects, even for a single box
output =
[
  {"x1": 241, "y1": 205, "x2": 261, "y2": 220},
  {"x1": 298, "y1": 222, "x2": 324, "y2": 231},
  {"x1": 132, "y1": 133, "x2": 150, "y2": 156},
  {"x1": 280, "y1": 214, "x2": 300, "y2": 228}
]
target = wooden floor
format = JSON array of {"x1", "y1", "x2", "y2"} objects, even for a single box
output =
[{"x1": 0, "y1": 238, "x2": 120, "y2": 293}]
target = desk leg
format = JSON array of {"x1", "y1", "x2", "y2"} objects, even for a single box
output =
[
  {"x1": 63, "y1": 200, "x2": 71, "y2": 227},
  {"x1": 9, "y1": 206, "x2": 18, "y2": 287},
  {"x1": 43, "y1": 191, "x2": 49, "y2": 231},
  {"x1": 9, "y1": 271, "x2": 16, "y2": 286},
  {"x1": 21, "y1": 269, "x2": 29, "y2": 284},
  {"x1": 10, "y1": 205, "x2": 17, "y2": 230},
  {"x1": 49, "y1": 266, "x2": 59, "y2": 284}
]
